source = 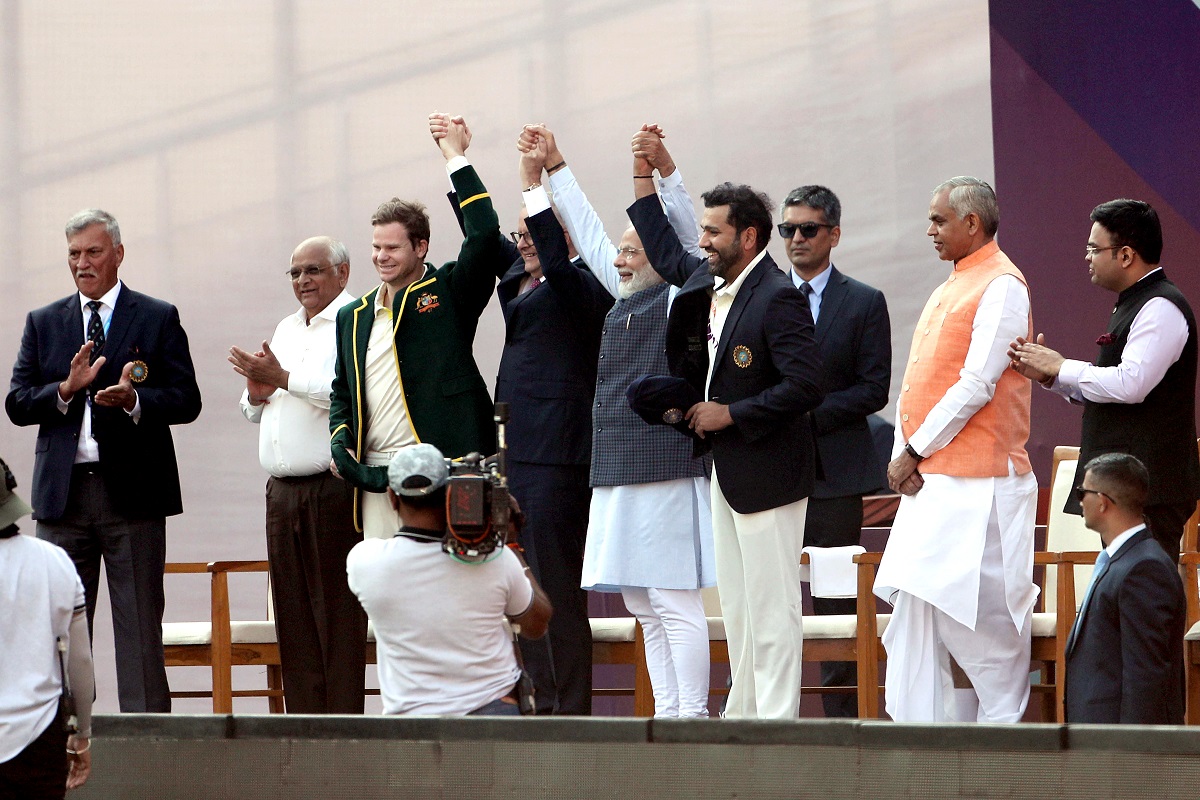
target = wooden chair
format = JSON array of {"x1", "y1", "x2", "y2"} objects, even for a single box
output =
[
  {"x1": 621, "y1": 550, "x2": 871, "y2": 718},
  {"x1": 851, "y1": 448, "x2": 1099, "y2": 722},
  {"x1": 161, "y1": 561, "x2": 283, "y2": 713}
]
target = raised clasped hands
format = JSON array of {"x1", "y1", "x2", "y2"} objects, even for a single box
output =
[
  {"x1": 429, "y1": 112, "x2": 471, "y2": 159},
  {"x1": 630, "y1": 123, "x2": 675, "y2": 176}
]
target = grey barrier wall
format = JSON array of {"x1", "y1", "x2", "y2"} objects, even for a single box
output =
[{"x1": 74, "y1": 714, "x2": 1200, "y2": 800}]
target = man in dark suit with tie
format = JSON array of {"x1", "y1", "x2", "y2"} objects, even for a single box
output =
[
  {"x1": 1065, "y1": 452, "x2": 1185, "y2": 724},
  {"x1": 484, "y1": 147, "x2": 613, "y2": 714},
  {"x1": 7, "y1": 208, "x2": 202, "y2": 712},
  {"x1": 628, "y1": 173, "x2": 824, "y2": 719},
  {"x1": 778, "y1": 186, "x2": 891, "y2": 717}
]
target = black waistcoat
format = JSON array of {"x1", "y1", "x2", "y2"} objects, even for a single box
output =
[{"x1": 1069, "y1": 270, "x2": 1200, "y2": 512}]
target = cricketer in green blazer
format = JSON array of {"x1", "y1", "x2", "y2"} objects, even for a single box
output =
[{"x1": 329, "y1": 164, "x2": 501, "y2": 531}]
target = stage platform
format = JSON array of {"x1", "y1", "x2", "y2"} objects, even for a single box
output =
[{"x1": 75, "y1": 714, "x2": 1200, "y2": 799}]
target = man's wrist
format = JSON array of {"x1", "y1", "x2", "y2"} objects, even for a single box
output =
[{"x1": 904, "y1": 443, "x2": 925, "y2": 462}]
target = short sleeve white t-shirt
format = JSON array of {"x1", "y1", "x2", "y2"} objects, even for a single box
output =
[
  {"x1": 347, "y1": 535, "x2": 532, "y2": 716},
  {"x1": 0, "y1": 534, "x2": 86, "y2": 762}
]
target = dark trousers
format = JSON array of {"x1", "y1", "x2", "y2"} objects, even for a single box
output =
[
  {"x1": 805, "y1": 494, "x2": 864, "y2": 718},
  {"x1": 508, "y1": 461, "x2": 592, "y2": 715},
  {"x1": 1144, "y1": 501, "x2": 1193, "y2": 564},
  {"x1": 0, "y1": 717, "x2": 67, "y2": 800},
  {"x1": 266, "y1": 472, "x2": 366, "y2": 713},
  {"x1": 37, "y1": 467, "x2": 170, "y2": 713}
]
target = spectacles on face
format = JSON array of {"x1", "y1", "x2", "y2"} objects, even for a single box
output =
[
  {"x1": 509, "y1": 231, "x2": 533, "y2": 244},
  {"x1": 777, "y1": 222, "x2": 834, "y2": 240},
  {"x1": 286, "y1": 265, "x2": 332, "y2": 282},
  {"x1": 1074, "y1": 485, "x2": 1114, "y2": 504},
  {"x1": 1085, "y1": 245, "x2": 1122, "y2": 258},
  {"x1": 616, "y1": 246, "x2": 644, "y2": 257}
]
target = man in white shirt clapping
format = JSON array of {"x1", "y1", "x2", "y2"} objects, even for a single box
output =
[{"x1": 230, "y1": 236, "x2": 364, "y2": 713}]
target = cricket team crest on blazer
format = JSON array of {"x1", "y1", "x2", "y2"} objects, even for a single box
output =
[
  {"x1": 129, "y1": 360, "x2": 149, "y2": 383},
  {"x1": 732, "y1": 345, "x2": 753, "y2": 368},
  {"x1": 416, "y1": 292, "x2": 440, "y2": 313}
]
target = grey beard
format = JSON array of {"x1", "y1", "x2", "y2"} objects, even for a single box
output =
[{"x1": 617, "y1": 270, "x2": 665, "y2": 299}]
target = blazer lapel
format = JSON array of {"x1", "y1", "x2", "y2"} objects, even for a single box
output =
[
  {"x1": 1066, "y1": 529, "x2": 1147, "y2": 655},
  {"x1": 712, "y1": 259, "x2": 767, "y2": 376},
  {"x1": 814, "y1": 266, "x2": 846, "y2": 344},
  {"x1": 62, "y1": 295, "x2": 85, "y2": 347},
  {"x1": 100, "y1": 287, "x2": 138, "y2": 377}
]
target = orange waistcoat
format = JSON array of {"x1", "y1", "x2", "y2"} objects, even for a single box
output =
[{"x1": 899, "y1": 241, "x2": 1032, "y2": 477}]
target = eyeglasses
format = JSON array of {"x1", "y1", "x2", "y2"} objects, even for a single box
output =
[
  {"x1": 616, "y1": 246, "x2": 644, "y2": 258},
  {"x1": 777, "y1": 222, "x2": 834, "y2": 240},
  {"x1": 286, "y1": 265, "x2": 332, "y2": 282},
  {"x1": 1085, "y1": 245, "x2": 1122, "y2": 258},
  {"x1": 1074, "y1": 485, "x2": 1114, "y2": 504},
  {"x1": 509, "y1": 231, "x2": 533, "y2": 244}
]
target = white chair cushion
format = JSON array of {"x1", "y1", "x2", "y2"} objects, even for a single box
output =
[
  {"x1": 705, "y1": 614, "x2": 892, "y2": 641},
  {"x1": 230, "y1": 621, "x2": 278, "y2": 645},
  {"x1": 162, "y1": 622, "x2": 212, "y2": 646},
  {"x1": 590, "y1": 617, "x2": 637, "y2": 643},
  {"x1": 161, "y1": 620, "x2": 279, "y2": 646},
  {"x1": 1031, "y1": 612, "x2": 1058, "y2": 638},
  {"x1": 1185, "y1": 620, "x2": 1200, "y2": 642}
]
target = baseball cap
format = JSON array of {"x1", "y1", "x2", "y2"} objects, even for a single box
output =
[
  {"x1": 0, "y1": 457, "x2": 33, "y2": 529},
  {"x1": 387, "y1": 444, "x2": 450, "y2": 496}
]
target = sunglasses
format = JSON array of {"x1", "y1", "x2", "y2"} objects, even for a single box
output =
[
  {"x1": 1074, "y1": 485, "x2": 1114, "y2": 504},
  {"x1": 777, "y1": 222, "x2": 834, "y2": 239}
]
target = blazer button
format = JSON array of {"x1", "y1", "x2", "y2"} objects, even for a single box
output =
[
  {"x1": 903, "y1": 384, "x2": 910, "y2": 392},
  {"x1": 901, "y1": 414, "x2": 909, "y2": 422}
]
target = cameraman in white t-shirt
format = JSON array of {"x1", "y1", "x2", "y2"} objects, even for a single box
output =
[
  {"x1": 347, "y1": 444, "x2": 552, "y2": 716},
  {"x1": 0, "y1": 457, "x2": 94, "y2": 796}
]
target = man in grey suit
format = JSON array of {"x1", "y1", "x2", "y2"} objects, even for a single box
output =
[
  {"x1": 778, "y1": 186, "x2": 891, "y2": 716},
  {"x1": 1065, "y1": 452, "x2": 1185, "y2": 724}
]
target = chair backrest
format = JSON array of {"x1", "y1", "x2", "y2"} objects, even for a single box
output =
[{"x1": 1044, "y1": 446, "x2": 1098, "y2": 612}]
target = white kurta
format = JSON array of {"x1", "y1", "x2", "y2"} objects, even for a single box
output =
[
  {"x1": 874, "y1": 270, "x2": 1039, "y2": 722},
  {"x1": 581, "y1": 478, "x2": 716, "y2": 592},
  {"x1": 875, "y1": 274, "x2": 1039, "y2": 629}
]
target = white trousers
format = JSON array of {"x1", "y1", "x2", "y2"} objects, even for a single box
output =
[
  {"x1": 711, "y1": 466, "x2": 807, "y2": 719},
  {"x1": 882, "y1": 502, "x2": 1032, "y2": 723},
  {"x1": 621, "y1": 586, "x2": 710, "y2": 717},
  {"x1": 361, "y1": 490, "x2": 401, "y2": 541}
]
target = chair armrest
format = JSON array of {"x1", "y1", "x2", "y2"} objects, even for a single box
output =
[
  {"x1": 207, "y1": 560, "x2": 270, "y2": 574},
  {"x1": 165, "y1": 562, "x2": 210, "y2": 574}
]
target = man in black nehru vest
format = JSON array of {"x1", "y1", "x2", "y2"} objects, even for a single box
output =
[{"x1": 1010, "y1": 199, "x2": 1200, "y2": 562}]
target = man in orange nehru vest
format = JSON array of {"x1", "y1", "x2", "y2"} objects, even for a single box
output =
[{"x1": 874, "y1": 177, "x2": 1037, "y2": 723}]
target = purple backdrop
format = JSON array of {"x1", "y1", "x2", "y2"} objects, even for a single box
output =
[{"x1": 989, "y1": 0, "x2": 1200, "y2": 482}]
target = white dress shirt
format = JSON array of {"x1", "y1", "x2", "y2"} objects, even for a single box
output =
[
  {"x1": 1047, "y1": 270, "x2": 1188, "y2": 404},
  {"x1": 788, "y1": 263, "x2": 833, "y2": 324},
  {"x1": 240, "y1": 291, "x2": 356, "y2": 477},
  {"x1": 546, "y1": 165, "x2": 702, "y2": 301},
  {"x1": 58, "y1": 280, "x2": 142, "y2": 463}
]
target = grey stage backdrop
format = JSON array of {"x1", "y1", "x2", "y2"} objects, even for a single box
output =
[{"x1": 0, "y1": 0, "x2": 993, "y2": 712}]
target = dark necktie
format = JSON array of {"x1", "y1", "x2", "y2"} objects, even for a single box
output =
[
  {"x1": 86, "y1": 300, "x2": 105, "y2": 363},
  {"x1": 800, "y1": 282, "x2": 816, "y2": 322}
]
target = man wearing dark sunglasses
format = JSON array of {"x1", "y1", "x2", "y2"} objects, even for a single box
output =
[
  {"x1": 777, "y1": 186, "x2": 891, "y2": 718},
  {"x1": 1009, "y1": 199, "x2": 1198, "y2": 563},
  {"x1": 1064, "y1": 452, "x2": 1184, "y2": 724}
]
